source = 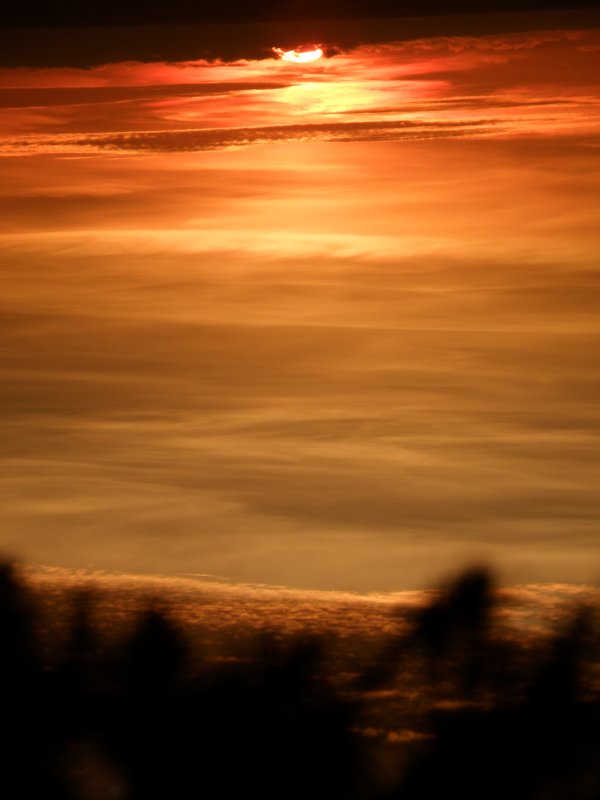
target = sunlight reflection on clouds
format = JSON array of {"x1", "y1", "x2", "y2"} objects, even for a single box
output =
[{"x1": 0, "y1": 28, "x2": 599, "y2": 590}]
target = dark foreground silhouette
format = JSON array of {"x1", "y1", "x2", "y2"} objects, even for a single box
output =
[{"x1": 0, "y1": 562, "x2": 599, "y2": 799}]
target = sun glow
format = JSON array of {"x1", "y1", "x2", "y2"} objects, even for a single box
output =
[{"x1": 272, "y1": 46, "x2": 324, "y2": 64}]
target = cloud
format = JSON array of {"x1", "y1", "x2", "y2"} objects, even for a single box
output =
[
  {"x1": 2, "y1": 240, "x2": 599, "y2": 590},
  {"x1": 0, "y1": 29, "x2": 599, "y2": 592},
  {"x1": 0, "y1": 82, "x2": 290, "y2": 108},
  {"x1": 0, "y1": 118, "x2": 500, "y2": 155},
  {"x1": 20, "y1": 563, "x2": 600, "y2": 648},
  {"x1": 1, "y1": 28, "x2": 599, "y2": 150}
]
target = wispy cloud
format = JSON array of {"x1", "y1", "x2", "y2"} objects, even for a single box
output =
[{"x1": 2, "y1": 118, "x2": 501, "y2": 155}]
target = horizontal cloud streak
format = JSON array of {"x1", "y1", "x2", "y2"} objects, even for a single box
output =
[
  {"x1": 25, "y1": 564, "x2": 600, "y2": 640},
  {"x1": 0, "y1": 118, "x2": 501, "y2": 155}
]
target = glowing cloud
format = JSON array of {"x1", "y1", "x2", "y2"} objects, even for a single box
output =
[{"x1": 272, "y1": 45, "x2": 324, "y2": 64}]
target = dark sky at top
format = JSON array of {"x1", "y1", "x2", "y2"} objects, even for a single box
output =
[
  {"x1": 5, "y1": 0, "x2": 600, "y2": 27},
  {"x1": 4, "y1": 1, "x2": 600, "y2": 66}
]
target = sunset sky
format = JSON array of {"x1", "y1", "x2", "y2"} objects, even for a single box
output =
[{"x1": 1, "y1": 12, "x2": 599, "y2": 592}]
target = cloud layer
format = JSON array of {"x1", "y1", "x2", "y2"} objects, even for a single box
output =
[
  {"x1": 1, "y1": 28, "x2": 599, "y2": 590},
  {"x1": 1, "y1": 29, "x2": 600, "y2": 152}
]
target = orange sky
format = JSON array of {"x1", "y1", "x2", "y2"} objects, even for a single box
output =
[{"x1": 1, "y1": 27, "x2": 599, "y2": 590}]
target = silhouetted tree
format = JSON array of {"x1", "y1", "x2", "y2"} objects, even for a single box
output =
[{"x1": 0, "y1": 559, "x2": 598, "y2": 800}]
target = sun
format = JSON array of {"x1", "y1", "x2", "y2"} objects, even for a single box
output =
[{"x1": 272, "y1": 45, "x2": 324, "y2": 64}]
